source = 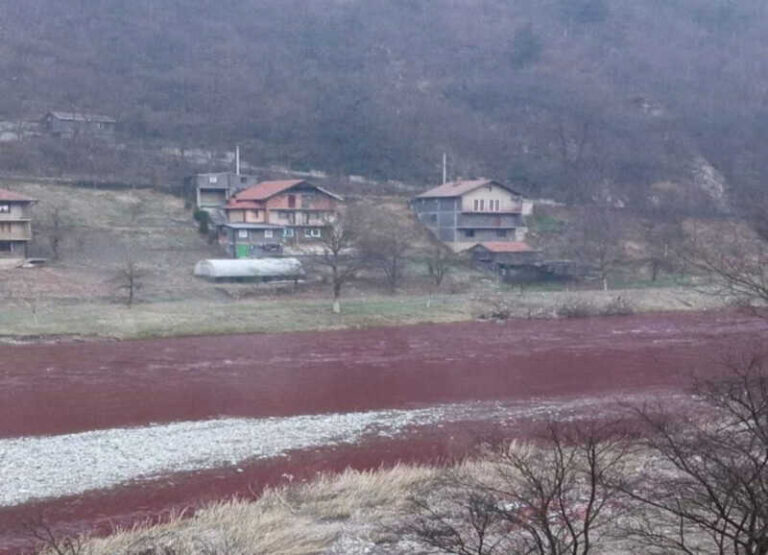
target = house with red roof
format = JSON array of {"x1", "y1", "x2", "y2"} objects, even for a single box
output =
[
  {"x1": 220, "y1": 180, "x2": 343, "y2": 258},
  {"x1": 412, "y1": 179, "x2": 533, "y2": 250},
  {"x1": 0, "y1": 188, "x2": 36, "y2": 261}
]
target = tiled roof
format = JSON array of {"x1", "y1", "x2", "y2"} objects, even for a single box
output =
[
  {"x1": 234, "y1": 180, "x2": 307, "y2": 201},
  {"x1": 231, "y1": 180, "x2": 343, "y2": 202},
  {"x1": 416, "y1": 179, "x2": 520, "y2": 198},
  {"x1": 0, "y1": 189, "x2": 36, "y2": 202},
  {"x1": 473, "y1": 241, "x2": 535, "y2": 253}
]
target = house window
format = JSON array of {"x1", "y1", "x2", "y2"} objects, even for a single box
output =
[
  {"x1": 0, "y1": 241, "x2": 11, "y2": 252},
  {"x1": 304, "y1": 228, "x2": 312, "y2": 238},
  {"x1": 288, "y1": 195, "x2": 296, "y2": 208},
  {"x1": 0, "y1": 203, "x2": 9, "y2": 213},
  {"x1": 496, "y1": 229, "x2": 507, "y2": 238},
  {"x1": 303, "y1": 213, "x2": 310, "y2": 224},
  {"x1": 311, "y1": 228, "x2": 321, "y2": 237},
  {"x1": 238, "y1": 230, "x2": 249, "y2": 239},
  {"x1": 208, "y1": 176, "x2": 218, "y2": 184},
  {"x1": 279, "y1": 212, "x2": 289, "y2": 220},
  {"x1": 264, "y1": 229, "x2": 274, "y2": 239},
  {"x1": 478, "y1": 199, "x2": 485, "y2": 211},
  {"x1": 465, "y1": 230, "x2": 475, "y2": 238},
  {"x1": 283, "y1": 228, "x2": 294, "y2": 238}
]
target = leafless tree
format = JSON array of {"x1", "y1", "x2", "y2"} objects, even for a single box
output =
[
  {"x1": 568, "y1": 204, "x2": 625, "y2": 290},
  {"x1": 683, "y1": 221, "x2": 768, "y2": 309},
  {"x1": 310, "y1": 209, "x2": 364, "y2": 313},
  {"x1": 38, "y1": 205, "x2": 73, "y2": 261},
  {"x1": 358, "y1": 204, "x2": 418, "y2": 293},
  {"x1": 113, "y1": 259, "x2": 146, "y2": 308},
  {"x1": 404, "y1": 422, "x2": 631, "y2": 554},
  {"x1": 620, "y1": 353, "x2": 768, "y2": 554},
  {"x1": 22, "y1": 514, "x2": 84, "y2": 555},
  {"x1": 424, "y1": 244, "x2": 454, "y2": 289}
]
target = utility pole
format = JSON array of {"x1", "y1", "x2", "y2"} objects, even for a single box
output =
[
  {"x1": 235, "y1": 145, "x2": 241, "y2": 175},
  {"x1": 442, "y1": 152, "x2": 447, "y2": 184}
]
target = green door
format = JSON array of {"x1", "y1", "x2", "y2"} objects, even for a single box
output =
[{"x1": 236, "y1": 244, "x2": 250, "y2": 258}]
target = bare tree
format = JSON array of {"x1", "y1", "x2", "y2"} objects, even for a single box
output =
[
  {"x1": 424, "y1": 244, "x2": 454, "y2": 289},
  {"x1": 358, "y1": 204, "x2": 418, "y2": 293},
  {"x1": 569, "y1": 204, "x2": 625, "y2": 290},
  {"x1": 683, "y1": 221, "x2": 768, "y2": 310},
  {"x1": 621, "y1": 353, "x2": 768, "y2": 554},
  {"x1": 113, "y1": 259, "x2": 146, "y2": 308},
  {"x1": 38, "y1": 205, "x2": 73, "y2": 261},
  {"x1": 405, "y1": 423, "x2": 630, "y2": 554},
  {"x1": 310, "y1": 209, "x2": 364, "y2": 313}
]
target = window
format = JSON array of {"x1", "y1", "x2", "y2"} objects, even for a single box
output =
[
  {"x1": 303, "y1": 213, "x2": 310, "y2": 224},
  {"x1": 304, "y1": 228, "x2": 312, "y2": 238},
  {"x1": 311, "y1": 228, "x2": 321, "y2": 237},
  {"x1": 301, "y1": 194, "x2": 313, "y2": 208},
  {"x1": 288, "y1": 195, "x2": 296, "y2": 208},
  {"x1": 283, "y1": 228, "x2": 294, "y2": 238},
  {"x1": 264, "y1": 229, "x2": 274, "y2": 239},
  {"x1": 0, "y1": 203, "x2": 9, "y2": 213},
  {"x1": 465, "y1": 230, "x2": 475, "y2": 238},
  {"x1": 0, "y1": 241, "x2": 10, "y2": 252},
  {"x1": 240, "y1": 177, "x2": 247, "y2": 184},
  {"x1": 492, "y1": 199, "x2": 500, "y2": 211},
  {"x1": 474, "y1": 199, "x2": 479, "y2": 211},
  {"x1": 238, "y1": 230, "x2": 248, "y2": 239},
  {"x1": 478, "y1": 199, "x2": 485, "y2": 211},
  {"x1": 208, "y1": 176, "x2": 218, "y2": 184},
  {"x1": 279, "y1": 212, "x2": 289, "y2": 220},
  {"x1": 496, "y1": 229, "x2": 507, "y2": 238}
]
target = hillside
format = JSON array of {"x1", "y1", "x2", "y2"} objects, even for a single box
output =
[{"x1": 0, "y1": 1, "x2": 766, "y2": 206}]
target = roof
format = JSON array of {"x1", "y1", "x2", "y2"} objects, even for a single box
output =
[
  {"x1": 416, "y1": 179, "x2": 521, "y2": 199},
  {"x1": 471, "y1": 241, "x2": 536, "y2": 254},
  {"x1": 222, "y1": 223, "x2": 284, "y2": 230},
  {"x1": 47, "y1": 111, "x2": 116, "y2": 123},
  {"x1": 232, "y1": 180, "x2": 343, "y2": 202},
  {"x1": 0, "y1": 189, "x2": 36, "y2": 202},
  {"x1": 194, "y1": 258, "x2": 304, "y2": 279}
]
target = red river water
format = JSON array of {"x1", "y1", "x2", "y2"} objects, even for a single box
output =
[{"x1": 0, "y1": 310, "x2": 766, "y2": 553}]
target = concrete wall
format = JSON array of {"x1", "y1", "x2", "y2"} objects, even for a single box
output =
[{"x1": 460, "y1": 184, "x2": 522, "y2": 212}]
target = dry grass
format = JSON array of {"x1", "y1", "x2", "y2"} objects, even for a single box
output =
[{"x1": 74, "y1": 464, "x2": 438, "y2": 555}]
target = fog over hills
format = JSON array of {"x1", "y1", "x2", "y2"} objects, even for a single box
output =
[{"x1": 1, "y1": 0, "x2": 767, "y2": 203}]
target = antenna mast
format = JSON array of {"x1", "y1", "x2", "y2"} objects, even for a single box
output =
[{"x1": 442, "y1": 152, "x2": 447, "y2": 184}]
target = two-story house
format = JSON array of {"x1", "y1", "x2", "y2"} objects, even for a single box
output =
[
  {"x1": 220, "y1": 180, "x2": 343, "y2": 258},
  {"x1": 0, "y1": 189, "x2": 36, "y2": 261},
  {"x1": 411, "y1": 179, "x2": 533, "y2": 251}
]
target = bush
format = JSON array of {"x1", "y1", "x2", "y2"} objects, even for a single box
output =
[
  {"x1": 193, "y1": 209, "x2": 210, "y2": 234},
  {"x1": 555, "y1": 298, "x2": 597, "y2": 318},
  {"x1": 602, "y1": 296, "x2": 635, "y2": 316}
]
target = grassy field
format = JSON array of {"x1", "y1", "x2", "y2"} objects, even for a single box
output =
[{"x1": 0, "y1": 285, "x2": 729, "y2": 341}]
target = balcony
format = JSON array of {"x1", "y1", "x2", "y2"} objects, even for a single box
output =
[{"x1": 457, "y1": 213, "x2": 522, "y2": 229}]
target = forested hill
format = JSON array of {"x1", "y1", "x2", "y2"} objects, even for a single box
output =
[{"x1": 1, "y1": 0, "x2": 767, "y2": 203}]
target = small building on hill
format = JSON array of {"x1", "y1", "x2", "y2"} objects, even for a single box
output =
[
  {"x1": 411, "y1": 179, "x2": 533, "y2": 251},
  {"x1": 468, "y1": 241, "x2": 540, "y2": 281},
  {"x1": 221, "y1": 179, "x2": 343, "y2": 258},
  {"x1": 0, "y1": 188, "x2": 36, "y2": 262},
  {"x1": 194, "y1": 258, "x2": 304, "y2": 282},
  {"x1": 191, "y1": 172, "x2": 260, "y2": 211},
  {"x1": 42, "y1": 111, "x2": 116, "y2": 141}
]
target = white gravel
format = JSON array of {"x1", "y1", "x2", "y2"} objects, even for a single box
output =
[{"x1": 0, "y1": 393, "x2": 684, "y2": 508}]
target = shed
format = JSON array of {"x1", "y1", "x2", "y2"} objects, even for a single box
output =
[{"x1": 194, "y1": 258, "x2": 304, "y2": 282}]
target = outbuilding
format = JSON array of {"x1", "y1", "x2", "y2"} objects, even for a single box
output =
[{"x1": 193, "y1": 258, "x2": 304, "y2": 282}]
